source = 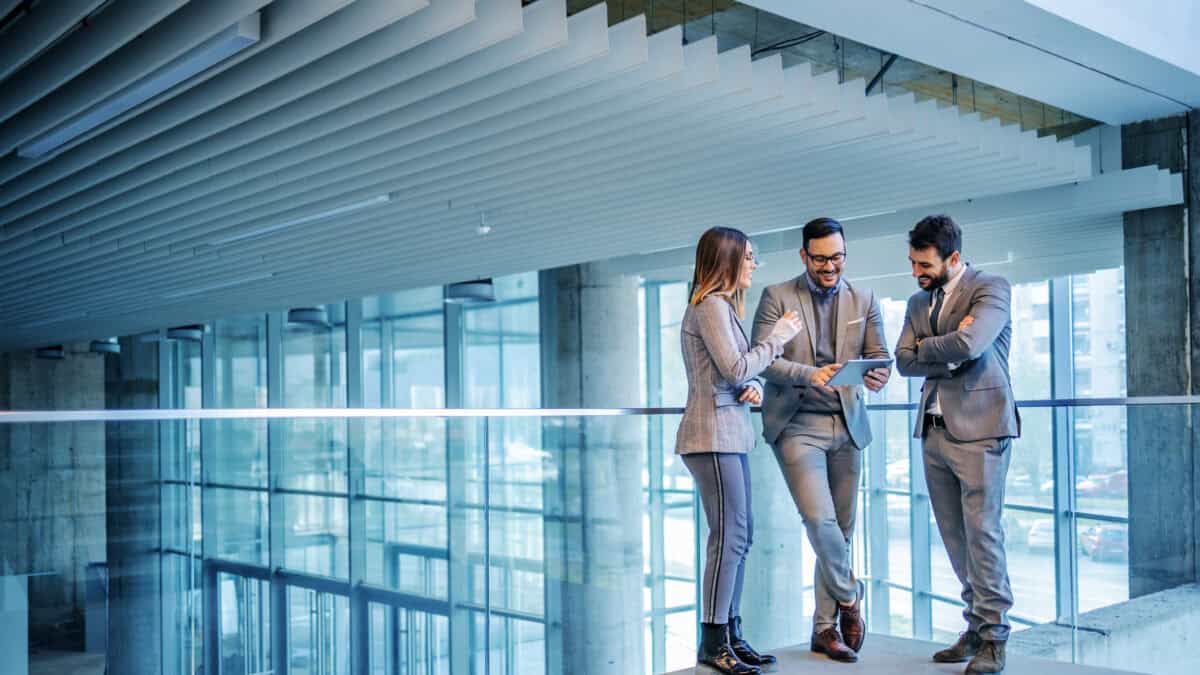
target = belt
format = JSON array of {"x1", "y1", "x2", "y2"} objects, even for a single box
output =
[{"x1": 923, "y1": 413, "x2": 946, "y2": 430}]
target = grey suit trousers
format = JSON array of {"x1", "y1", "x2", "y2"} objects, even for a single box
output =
[
  {"x1": 923, "y1": 426, "x2": 1014, "y2": 641},
  {"x1": 773, "y1": 413, "x2": 861, "y2": 632},
  {"x1": 683, "y1": 452, "x2": 753, "y2": 624}
]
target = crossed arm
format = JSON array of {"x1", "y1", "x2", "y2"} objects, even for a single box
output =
[{"x1": 895, "y1": 277, "x2": 1011, "y2": 376}]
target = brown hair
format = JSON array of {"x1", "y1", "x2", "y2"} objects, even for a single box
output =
[{"x1": 689, "y1": 226, "x2": 750, "y2": 318}]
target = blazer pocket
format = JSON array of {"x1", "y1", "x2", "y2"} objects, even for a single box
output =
[
  {"x1": 846, "y1": 316, "x2": 866, "y2": 326},
  {"x1": 714, "y1": 391, "x2": 742, "y2": 407}
]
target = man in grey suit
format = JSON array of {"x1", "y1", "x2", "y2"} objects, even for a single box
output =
[
  {"x1": 751, "y1": 217, "x2": 891, "y2": 663},
  {"x1": 895, "y1": 214, "x2": 1020, "y2": 675}
]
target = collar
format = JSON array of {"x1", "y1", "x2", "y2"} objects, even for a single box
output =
[{"x1": 804, "y1": 273, "x2": 841, "y2": 299}]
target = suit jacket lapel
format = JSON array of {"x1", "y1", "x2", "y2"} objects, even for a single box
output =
[
  {"x1": 834, "y1": 279, "x2": 851, "y2": 361},
  {"x1": 938, "y1": 265, "x2": 976, "y2": 332},
  {"x1": 728, "y1": 301, "x2": 749, "y2": 349},
  {"x1": 794, "y1": 277, "x2": 818, "y2": 357}
]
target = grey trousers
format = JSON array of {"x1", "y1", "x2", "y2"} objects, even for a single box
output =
[
  {"x1": 682, "y1": 452, "x2": 752, "y2": 624},
  {"x1": 773, "y1": 413, "x2": 861, "y2": 632},
  {"x1": 923, "y1": 426, "x2": 1014, "y2": 641}
]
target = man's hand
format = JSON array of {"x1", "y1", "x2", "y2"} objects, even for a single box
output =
[
  {"x1": 737, "y1": 386, "x2": 762, "y2": 405},
  {"x1": 810, "y1": 363, "x2": 843, "y2": 387},
  {"x1": 863, "y1": 367, "x2": 891, "y2": 392},
  {"x1": 958, "y1": 315, "x2": 974, "y2": 330}
]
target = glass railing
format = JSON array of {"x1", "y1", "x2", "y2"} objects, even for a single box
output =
[{"x1": 0, "y1": 399, "x2": 1193, "y2": 675}]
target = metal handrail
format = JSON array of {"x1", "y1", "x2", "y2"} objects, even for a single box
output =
[{"x1": 0, "y1": 395, "x2": 1196, "y2": 423}]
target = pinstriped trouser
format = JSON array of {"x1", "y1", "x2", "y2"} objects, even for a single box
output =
[{"x1": 682, "y1": 452, "x2": 752, "y2": 625}]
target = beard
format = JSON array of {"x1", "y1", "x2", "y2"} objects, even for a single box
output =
[{"x1": 919, "y1": 267, "x2": 952, "y2": 290}]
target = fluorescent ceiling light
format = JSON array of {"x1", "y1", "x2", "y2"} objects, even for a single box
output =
[
  {"x1": 210, "y1": 194, "x2": 393, "y2": 245},
  {"x1": 17, "y1": 13, "x2": 261, "y2": 159},
  {"x1": 162, "y1": 271, "x2": 275, "y2": 299}
]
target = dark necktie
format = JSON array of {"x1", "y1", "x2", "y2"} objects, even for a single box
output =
[{"x1": 929, "y1": 287, "x2": 945, "y2": 335}]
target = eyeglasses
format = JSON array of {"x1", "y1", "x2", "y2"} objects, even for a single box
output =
[
  {"x1": 805, "y1": 251, "x2": 846, "y2": 266},
  {"x1": 744, "y1": 251, "x2": 760, "y2": 265}
]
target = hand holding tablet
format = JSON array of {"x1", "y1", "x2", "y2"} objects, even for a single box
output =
[{"x1": 826, "y1": 358, "x2": 895, "y2": 387}]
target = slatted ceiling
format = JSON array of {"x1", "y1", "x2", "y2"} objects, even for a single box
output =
[
  {"x1": 0, "y1": 0, "x2": 459, "y2": 218},
  {"x1": 0, "y1": 1, "x2": 191, "y2": 129},
  {"x1": 0, "y1": 0, "x2": 1135, "y2": 351},
  {"x1": 0, "y1": 0, "x2": 275, "y2": 158},
  {"x1": 47, "y1": 0, "x2": 366, "y2": 165},
  {"x1": 0, "y1": 1, "x2": 599, "y2": 276},
  {"x1": 0, "y1": 0, "x2": 109, "y2": 84}
]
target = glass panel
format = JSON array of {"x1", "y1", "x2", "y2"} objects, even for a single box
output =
[
  {"x1": 288, "y1": 586, "x2": 350, "y2": 675},
  {"x1": 365, "y1": 499, "x2": 448, "y2": 596},
  {"x1": 282, "y1": 303, "x2": 348, "y2": 492},
  {"x1": 1076, "y1": 518, "x2": 1129, "y2": 613},
  {"x1": 283, "y1": 494, "x2": 349, "y2": 579},
  {"x1": 1008, "y1": 512, "x2": 1056, "y2": 624},
  {"x1": 162, "y1": 553, "x2": 203, "y2": 675},
  {"x1": 464, "y1": 272, "x2": 540, "y2": 409},
  {"x1": 887, "y1": 587, "x2": 914, "y2": 638},
  {"x1": 369, "y1": 602, "x2": 450, "y2": 675},
  {"x1": 210, "y1": 314, "x2": 268, "y2": 488},
  {"x1": 1007, "y1": 407, "x2": 1053, "y2": 509},
  {"x1": 1073, "y1": 406, "x2": 1128, "y2": 519},
  {"x1": 1071, "y1": 269, "x2": 1125, "y2": 398},
  {"x1": 211, "y1": 487, "x2": 269, "y2": 566},
  {"x1": 218, "y1": 572, "x2": 271, "y2": 675},
  {"x1": 885, "y1": 495, "x2": 912, "y2": 589},
  {"x1": 1010, "y1": 280, "x2": 1052, "y2": 400}
]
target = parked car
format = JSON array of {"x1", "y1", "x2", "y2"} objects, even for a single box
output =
[
  {"x1": 1026, "y1": 520, "x2": 1055, "y2": 552},
  {"x1": 1080, "y1": 524, "x2": 1128, "y2": 562}
]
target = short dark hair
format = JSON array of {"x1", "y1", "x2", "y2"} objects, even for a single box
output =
[
  {"x1": 908, "y1": 214, "x2": 962, "y2": 260},
  {"x1": 802, "y1": 217, "x2": 844, "y2": 250}
]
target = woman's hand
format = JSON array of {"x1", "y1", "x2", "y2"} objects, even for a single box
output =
[{"x1": 770, "y1": 309, "x2": 803, "y2": 342}]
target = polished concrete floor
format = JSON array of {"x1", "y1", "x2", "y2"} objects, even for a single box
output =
[{"x1": 665, "y1": 634, "x2": 1144, "y2": 675}]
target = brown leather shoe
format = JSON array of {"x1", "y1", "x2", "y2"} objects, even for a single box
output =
[
  {"x1": 810, "y1": 627, "x2": 858, "y2": 663},
  {"x1": 838, "y1": 578, "x2": 866, "y2": 652},
  {"x1": 933, "y1": 631, "x2": 983, "y2": 663},
  {"x1": 965, "y1": 640, "x2": 1005, "y2": 674}
]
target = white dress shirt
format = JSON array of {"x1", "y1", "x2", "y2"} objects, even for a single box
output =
[{"x1": 926, "y1": 264, "x2": 967, "y2": 415}]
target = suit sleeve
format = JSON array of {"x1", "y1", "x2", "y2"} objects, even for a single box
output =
[
  {"x1": 917, "y1": 276, "x2": 1011, "y2": 364},
  {"x1": 751, "y1": 285, "x2": 818, "y2": 386},
  {"x1": 895, "y1": 300, "x2": 953, "y2": 378},
  {"x1": 694, "y1": 298, "x2": 786, "y2": 384}
]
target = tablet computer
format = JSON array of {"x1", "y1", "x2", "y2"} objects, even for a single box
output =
[{"x1": 826, "y1": 358, "x2": 894, "y2": 386}]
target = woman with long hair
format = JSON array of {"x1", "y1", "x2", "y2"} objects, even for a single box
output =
[{"x1": 677, "y1": 226, "x2": 803, "y2": 674}]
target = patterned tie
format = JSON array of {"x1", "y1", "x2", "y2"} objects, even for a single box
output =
[{"x1": 929, "y1": 287, "x2": 945, "y2": 336}]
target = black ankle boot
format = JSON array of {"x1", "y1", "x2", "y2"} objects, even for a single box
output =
[
  {"x1": 698, "y1": 622, "x2": 761, "y2": 675},
  {"x1": 728, "y1": 616, "x2": 777, "y2": 667}
]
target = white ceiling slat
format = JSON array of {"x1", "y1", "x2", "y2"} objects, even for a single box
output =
[
  {"x1": 0, "y1": 0, "x2": 274, "y2": 157},
  {"x1": 0, "y1": 0, "x2": 187, "y2": 126},
  {"x1": 0, "y1": 0, "x2": 107, "y2": 84},
  {"x1": 0, "y1": 0, "x2": 446, "y2": 226}
]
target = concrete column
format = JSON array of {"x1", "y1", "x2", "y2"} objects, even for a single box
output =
[
  {"x1": 104, "y1": 336, "x2": 162, "y2": 672},
  {"x1": 0, "y1": 345, "x2": 106, "y2": 651},
  {"x1": 539, "y1": 263, "x2": 645, "y2": 675},
  {"x1": 1121, "y1": 114, "x2": 1197, "y2": 596}
]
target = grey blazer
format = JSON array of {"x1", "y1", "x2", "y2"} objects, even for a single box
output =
[
  {"x1": 675, "y1": 295, "x2": 789, "y2": 455},
  {"x1": 895, "y1": 265, "x2": 1021, "y2": 441},
  {"x1": 751, "y1": 277, "x2": 890, "y2": 448}
]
